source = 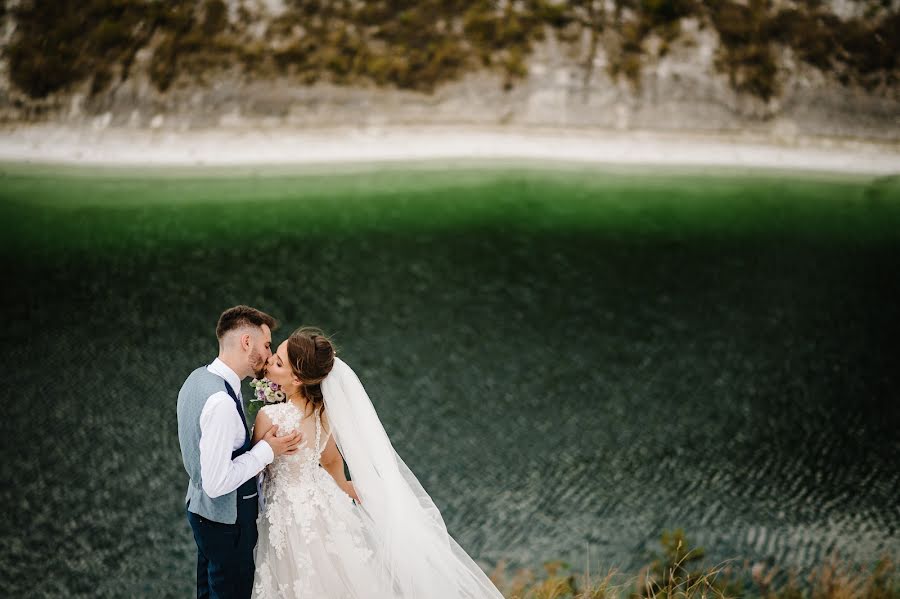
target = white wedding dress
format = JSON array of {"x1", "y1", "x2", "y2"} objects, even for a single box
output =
[
  {"x1": 251, "y1": 402, "x2": 391, "y2": 598},
  {"x1": 251, "y1": 357, "x2": 505, "y2": 599}
]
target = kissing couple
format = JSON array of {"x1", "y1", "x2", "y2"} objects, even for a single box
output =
[{"x1": 177, "y1": 305, "x2": 505, "y2": 598}]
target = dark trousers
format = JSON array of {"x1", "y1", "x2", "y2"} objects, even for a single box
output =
[{"x1": 186, "y1": 496, "x2": 258, "y2": 599}]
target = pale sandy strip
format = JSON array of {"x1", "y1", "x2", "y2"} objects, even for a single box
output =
[{"x1": 0, "y1": 125, "x2": 898, "y2": 175}]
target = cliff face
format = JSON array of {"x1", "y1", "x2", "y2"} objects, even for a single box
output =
[{"x1": 1, "y1": 0, "x2": 897, "y2": 142}]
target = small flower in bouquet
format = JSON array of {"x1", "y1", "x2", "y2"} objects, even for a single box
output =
[{"x1": 249, "y1": 377, "x2": 286, "y2": 404}]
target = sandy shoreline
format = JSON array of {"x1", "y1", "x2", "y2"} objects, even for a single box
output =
[{"x1": 1, "y1": 124, "x2": 898, "y2": 175}]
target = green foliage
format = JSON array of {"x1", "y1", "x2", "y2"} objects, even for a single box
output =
[
  {"x1": 201, "y1": 0, "x2": 228, "y2": 37},
  {"x1": 641, "y1": 0, "x2": 696, "y2": 27},
  {"x1": 147, "y1": 34, "x2": 177, "y2": 92},
  {"x1": 709, "y1": 0, "x2": 781, "y2": 101},
  {"x1": 490, "y1": 530, "x2": 738, "y2": 599},
  {"x1": 822, "y1": 10, "x2": 898, "y2": 88},
  {"x1": 866, "y1": 558, "x2": 900, "y2": 599},
  {"x1": 492, "y1": 530, "x2": 900, "y2": 599},
  {"x1": 708, "y1": 0, "x2": 898, "y2": 98},
  {"x1": 636, "y1": 529, "x2": 721, "y2": 599},
  {"x1": 492, "y1": 558, "x2": 619, "y2": 599},
  {"x1": 7, "y1": 0, "x2": 156, "y2": 98},
  {"x1": 147, "y1": 1, "x2": 238, "y2": 92},
  {"x1": 4, "y1": 0, "x2": 899, "y2": 100},
  {"x1": 245, "y1": 399, "x2": 263, "y2": 427}
]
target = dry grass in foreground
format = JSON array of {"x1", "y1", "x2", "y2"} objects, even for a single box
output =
[{"x1": 489, "y1": 529, "x2": 899, "y2": 599}]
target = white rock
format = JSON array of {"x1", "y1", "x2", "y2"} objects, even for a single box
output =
[{"x1": 92, "y1": 111, "x2": 112, "y2": 130}]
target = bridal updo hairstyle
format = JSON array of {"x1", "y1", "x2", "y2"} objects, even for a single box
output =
[{"x1": 286, "y1": 326, "x2": 335, "y2": 416}]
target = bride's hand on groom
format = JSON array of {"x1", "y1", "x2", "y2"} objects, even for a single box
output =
[{"x1": 263, "y1": 425, "x2": 303, "y2": 456}]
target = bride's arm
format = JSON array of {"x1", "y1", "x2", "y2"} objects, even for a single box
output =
[
  {"x1": 319, "y1": 426, "x2": 360, "y2": 503},
  {"x1": 252, "y1": 409, "x2": 275, "y2": 446}
]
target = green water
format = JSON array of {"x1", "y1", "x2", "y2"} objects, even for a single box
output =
[{"x1": 1, "y1": 163, "x2": 898, "y2": 597}]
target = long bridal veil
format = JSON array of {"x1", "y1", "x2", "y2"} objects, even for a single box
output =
[{"x1": 321, "y1": 357, "x2": 504, "y2": 599}]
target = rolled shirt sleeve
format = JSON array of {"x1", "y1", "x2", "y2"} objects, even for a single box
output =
[{"x1": 199, "y1": 392, "x2": 275, "y2": 499}]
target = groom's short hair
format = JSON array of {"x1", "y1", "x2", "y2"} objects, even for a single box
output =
[{"x1": 216, "y1": 305, "x2": 278, "y2": 341}]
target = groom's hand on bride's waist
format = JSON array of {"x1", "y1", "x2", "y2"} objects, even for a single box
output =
[{"x1": 262, "y1": 425, "x2": 303, "y2": 456}]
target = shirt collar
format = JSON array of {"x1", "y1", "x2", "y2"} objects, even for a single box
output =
[{"x1": 208, "y1": 357, "x2": 242, "y2": 396}]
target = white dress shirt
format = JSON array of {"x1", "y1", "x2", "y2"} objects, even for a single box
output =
[{"x1": 199, "y1": 358, "x2": 274, "y2": 499}]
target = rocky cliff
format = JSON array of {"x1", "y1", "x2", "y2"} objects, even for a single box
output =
[{"x1": 1, "y1": 0, "x2": 897, "y2": 143}]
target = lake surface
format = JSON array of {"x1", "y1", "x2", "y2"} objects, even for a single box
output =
[{"x1": 1, "y1": 162, "x2": 898, "y2": 597}]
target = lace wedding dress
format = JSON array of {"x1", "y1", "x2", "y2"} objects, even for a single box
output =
[
  {"x1": 251, "y1": 356, "x2": 505, "y2": 599},
  {"x1": 251, "y1": 402, "x2": 391, "y2": 598}
]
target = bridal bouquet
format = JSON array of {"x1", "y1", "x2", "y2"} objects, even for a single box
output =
[{"x1": 249, "y1": 377, "x2": 286, "y2": 404}]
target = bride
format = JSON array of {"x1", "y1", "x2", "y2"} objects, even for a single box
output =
[{"x1": 250, "y1": 326, "x2": 504, "y2": 599}]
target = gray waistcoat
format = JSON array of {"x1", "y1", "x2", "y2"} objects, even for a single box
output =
[{"x1": 177, "y1": 366, "x2": 243, "y2": 524}]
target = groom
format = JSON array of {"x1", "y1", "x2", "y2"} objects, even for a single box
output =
[{"x1": 177, "y1": 305, "x2": 302, "y2": 599}]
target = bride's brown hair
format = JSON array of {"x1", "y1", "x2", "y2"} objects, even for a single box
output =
[{"x1": 286, "y1": 326, "x2": 336, "y2": 417}]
